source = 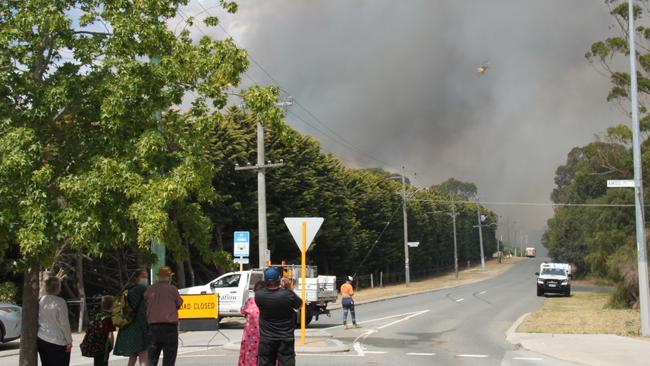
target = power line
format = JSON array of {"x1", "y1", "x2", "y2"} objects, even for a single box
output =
[{"x1": 187, "y1": 2, "x2": 398, "y2": 171}]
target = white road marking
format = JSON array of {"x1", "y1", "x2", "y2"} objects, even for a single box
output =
[
  {"x1": 479, "y1": 291, "x2": 487, "y2": 295},
  {"x1": 456, "y1": 298, "x2": 465, "y2": 302},
  {"x1": 407, "y1": 352, "x2": 437, "y2": 356},
  {"x1": 376, "y1": 310, "x2": 430, "y2": 330},
  {"x1": 457, "y1": 354, "x2": 489, "y2": 358},
  {"x1": 513, "y1": 357, "x2": 543, "y2": 361},
  {"x1": 365, "y1": 351, "x2": 388, "y2": 354},
  {"x1": 323, "y1": 310, "x2": 429, "y2": 330},
  {"x1": 353, "y1": 341, "x2": 366, "y2": 356}
]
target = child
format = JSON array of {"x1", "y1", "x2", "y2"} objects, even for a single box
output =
[{"x1": 95, "y1": 295, "x2": 116, "y2": 366}]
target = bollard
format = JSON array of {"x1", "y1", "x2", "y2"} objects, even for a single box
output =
[
  {"x1": 380, "y1": 271, "x2": 383, "y2": 287},
  {"x1": 370, "y1": 273, "x2": 374, "y2": 288},
  {"x1": 467, "y1": 260, "x2": 470, "y2": 269}
]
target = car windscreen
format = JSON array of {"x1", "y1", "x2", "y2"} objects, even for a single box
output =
[{"x1": 541, "y1": 268, "x2": 566, "y2": 276}]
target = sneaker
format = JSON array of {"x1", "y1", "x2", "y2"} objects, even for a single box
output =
[
  {"x1": 343, "y1": 323, "x2": 350, "y2": 329},
  {"x1": 353, "y1": 323, "x2": 360, "y2": 328}
]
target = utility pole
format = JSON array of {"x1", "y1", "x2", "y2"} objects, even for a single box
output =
[
  {"x1": 149, "y1": 55, "x2": 165, "y2": 284},
  {"x1": 628, "y1": 0, "x2": 650, "y2": 336},
  {"x1": 235, "y1": 99, "x2": 291, "y2": 268},
  {"x1": 451, "y1": 201, "x2": 459, "y2": 279},
  {"x1": 498, "y1": 235, "x2": 503, "y2": 263},
  {"x1": 475, "y1": 201, "x2": 486, "y2": 271},
  {"x1": 401, "y1": 166, "x2": 410, "y2": 287},
  {"x1": 235, "y1": 122, "x2": 284, "y2": 268}
]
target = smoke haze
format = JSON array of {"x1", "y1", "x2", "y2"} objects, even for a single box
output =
[{"x1": 183, "y1": 0, "x2": 623, "y2": 247}]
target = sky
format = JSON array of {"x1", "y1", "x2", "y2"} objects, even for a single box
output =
[{"x1": 180, "y1": 0, "x2": 625, "y2": 248}]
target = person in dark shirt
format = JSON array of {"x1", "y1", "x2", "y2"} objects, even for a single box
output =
[{"x1": 254, "y1": 267, "x2": 303, "y2": 366}]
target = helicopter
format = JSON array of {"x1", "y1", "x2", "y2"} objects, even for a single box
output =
[{"x1": 476, "y1": 61, "x2": 490, "y2": 75}]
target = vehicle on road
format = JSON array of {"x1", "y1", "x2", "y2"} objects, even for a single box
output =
[
  {"x1": 525, "y1": 247, "x2": 536, "y2": 257},
  {"x1": 0, "y1": 303, "x2": 21, "y2": 343},
  {"x1": 536, "y1": 263, "x2": 571, "y2": 297},
  {"x1": 178, "y1": 265, "x2": 337, "y2": 325}
]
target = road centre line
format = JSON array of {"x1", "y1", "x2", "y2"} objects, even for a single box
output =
[
  {"x1": 407, "y1": 352, "x2": 437, "y2": 356},
  {"x1": 457, "y1": 354, "x2": 489, "y2": 358},
  {"x1": 456, "y1": 298, "x2": 465, "y2": 302},
  {"x1": 479, "y1": 291, "x2": 487, "y2": 295},
  {"x1": 512, "y1": 357, "x2": 543, "y2": 361}
]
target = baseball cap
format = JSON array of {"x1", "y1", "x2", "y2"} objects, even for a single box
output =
[{"x1": 264, "y1": 267, "x2": 281, "y2": 281}]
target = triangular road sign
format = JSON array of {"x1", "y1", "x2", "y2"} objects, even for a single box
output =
[{"x1": 284, "y1": 217, "x2": 324, "y2": 252}]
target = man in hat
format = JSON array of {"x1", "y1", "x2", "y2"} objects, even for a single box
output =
[
  {"x1": 340, "y1": 276, "x2": 359, "y2": 329},
  {"x1": 144, "y1": 266, "x2": 183, "y2": 366},
  {"x1": 255, "y1": 267, "x2": 303, "y2": 366}
]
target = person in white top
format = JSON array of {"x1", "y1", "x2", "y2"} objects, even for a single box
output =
[{"x1": 37, "y1": 276, "x2": 73, "y2": 366}]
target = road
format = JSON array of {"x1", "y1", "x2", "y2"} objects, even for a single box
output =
[{"x1": 1, "y1": 258, "x2": 581, "y2": 365}]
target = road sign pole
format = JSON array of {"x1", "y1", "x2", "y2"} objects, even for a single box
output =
[
  {"x1": 476, "y1": 201, "x2": 485, "y2": 271},
  {"x1": 300, "y1": 221, "x2": 306, "y2": 345},
  {"x1": 628, "y1": 0, "x2": 650, "y2": 337}
]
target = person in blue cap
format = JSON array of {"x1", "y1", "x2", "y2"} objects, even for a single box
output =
[{"x1": 254, "y1": 267, "x2": 303, "y2": 366}]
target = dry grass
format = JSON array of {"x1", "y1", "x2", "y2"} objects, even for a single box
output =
[
  {"x1": 518, "y1": 292, "x2": 641, "y2": 336},
  {"x1": 347, "y1": 257, "x2": 523, "y2": 303}
]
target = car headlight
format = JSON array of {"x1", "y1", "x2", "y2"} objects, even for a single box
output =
[
  {"x1": 537, "y1": 280, "x2": 544, "y2": 284},
  {"x1": 561, "y1": 281, "x2": 568, "y2": 285}
]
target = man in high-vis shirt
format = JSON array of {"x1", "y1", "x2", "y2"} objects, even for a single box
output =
[{"x1": 340, "y1": 276, "x2": 359, "y2": 329}]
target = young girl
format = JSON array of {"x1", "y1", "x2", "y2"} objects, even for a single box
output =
[
  {"x1": 95, "y1": 295, "x2": 116, "y2": 366},
  {"x1": 238, "y1": 281, "x2": 266, "y2": 366}
]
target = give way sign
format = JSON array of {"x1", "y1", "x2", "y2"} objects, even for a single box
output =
[{"x1": 283, "y1": 217, "x2": 324, "y2": 252}]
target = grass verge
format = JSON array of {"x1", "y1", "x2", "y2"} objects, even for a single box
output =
[{"x1": 518, "y1": 292, "x2": 641, "y2": 336}]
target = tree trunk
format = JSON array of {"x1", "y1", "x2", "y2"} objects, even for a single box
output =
[
  {"x1": 175, "y1": 259, "x2": 186, "y2": 289},
  {"x1": 19, "y1": 261, "x2": 40, "y2": 366},
  {"x1": 76, "y1": 249, "x2": 87, "y2": 333},
  {"x1": 185, "y1": 243, "x2": 196, "y2": 287},
  {"x1": 215, "y1": 224, "x2": 224, "y2": 251}
]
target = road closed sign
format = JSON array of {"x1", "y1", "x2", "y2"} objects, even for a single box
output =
[{"x1": 178, "y1": 293, "x2": 219, "y2": 319}]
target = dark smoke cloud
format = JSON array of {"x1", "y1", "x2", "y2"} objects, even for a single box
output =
[{"x1": 184, "y1": 0, "x2": 622, "y2": 248}]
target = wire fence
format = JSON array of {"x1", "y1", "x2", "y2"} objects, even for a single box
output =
[{"x1": 335, "y1": 262, "x2": 465, "y2": 291}]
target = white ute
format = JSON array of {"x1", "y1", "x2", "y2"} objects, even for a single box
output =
[{"x1": 179, "y1": 265, "x2": 337, "y2": 325}]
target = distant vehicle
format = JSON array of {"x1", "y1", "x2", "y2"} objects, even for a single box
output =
[
  {"x1": 178, "y1": 265, "x2": 337, "y2": 326},
  {"x1": 476, "y1": 61, "x2": 490, "y2": 75},
  {"x1": 0, "y1": 303, "x2": 21, "y2": 343},
  {"x1": 525, "y1": 247, "x2": 536, "y2": 257},
  {"x1": 536, "y1": 263, "x2": 571, "y2": 297}
]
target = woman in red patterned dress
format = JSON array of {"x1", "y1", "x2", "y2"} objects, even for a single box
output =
[{"x1": 238, "y1": 281, "x2": 266, "y2": 366}]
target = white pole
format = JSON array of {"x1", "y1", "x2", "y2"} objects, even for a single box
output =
[
  {"x1": 628, "y1": 0, "x2": 650, "y2": 337},
  {"x1": 476, "y1": 201, "x2": 486, "y2": 271},
  {"x1": 401, "y1": 166, "x2": 411, "y2": 287}
]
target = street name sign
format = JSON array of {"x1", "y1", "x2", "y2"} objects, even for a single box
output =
[
  {"x1": 283, "y1": 217, "x2": 324, "y2": 252},
  {"x1": 233, "y1": 257, "x2": 249, "y2": 264},
  {"x1": 233, "y1": 231, "x2": 250, "y2": 257},
  {"x1": 607, "y1": 179, "x2": 635, "y2": 188}
]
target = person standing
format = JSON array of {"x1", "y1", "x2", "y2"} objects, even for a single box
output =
[
  {"x1": 238, "y1": 281, "x2": 265, "y2": 366},
  {"x1": 114, "y1": 269, "x2": 149, "y2": 366},
  {"x1": 341, "y1": 276, "x2": 359, "y2": 329},
  {"x1": 255, "y1": 268, "x2": 302, "y2": 366},
  {"x1": 94, "y1": 295, "x2": 116, "y2": 366},
  {"x1": 144, "y1": 266, "x2": 183, "y2": 366},
  {"x1": 37, "y1": 276, "x2": 73, "y2": 366}
]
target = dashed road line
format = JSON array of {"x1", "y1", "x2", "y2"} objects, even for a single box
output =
[
  {"x1": 407, "y1": 352, "x2": 437, "y2": 356},
  {"x1": 512, "y1": 356, "x2": 543, "y2": 361},
  {"x1": 456, "y1": 298, "x2": 465, "y2": 302},
  {"x1": 457, "y1": 354, "x2": 489, "y2": 358}
]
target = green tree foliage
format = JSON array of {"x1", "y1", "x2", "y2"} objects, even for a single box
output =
[
  {"x1": 0, "y1": 1, "x2": 244, "y2": 364},
  {"x1": 546, "y1": 0, "x2": 650, "y2": 308},
  {"x1": 432, "y1": 178, "x2": 478, "y2": 199}
]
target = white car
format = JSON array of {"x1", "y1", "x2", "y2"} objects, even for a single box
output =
[{"x1": 0, "y1": 303, "x2": 21, "y2": 343}]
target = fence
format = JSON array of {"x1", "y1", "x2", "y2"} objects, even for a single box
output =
[{"x1": 336, "y1": 262, "x2": 460, "y2": 291}]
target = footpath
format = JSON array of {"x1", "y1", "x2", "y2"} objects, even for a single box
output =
[{"x1": 507, "y1": 313, "x2": 650, "y2": 366}]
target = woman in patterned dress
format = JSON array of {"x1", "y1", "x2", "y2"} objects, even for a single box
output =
[{"x1": 238, "y1": 281, "x2": 266, "y2": 366}]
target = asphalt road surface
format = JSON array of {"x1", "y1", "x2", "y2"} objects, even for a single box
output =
[{"x1": 4, "y1": 258, "x2": 583, "y2": 365}]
